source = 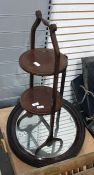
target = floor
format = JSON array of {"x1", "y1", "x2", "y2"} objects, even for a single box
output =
[{"x1": 0, "y1": 107, "x2": 94, "y2": 175}]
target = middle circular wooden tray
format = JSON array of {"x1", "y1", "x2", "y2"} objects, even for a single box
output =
[{"x1": 20, "y1": 86, "x2": 63, "y2": 115}]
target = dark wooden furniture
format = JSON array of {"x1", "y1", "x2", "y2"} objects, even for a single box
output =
[
  {"x1": 6, "y1": 10, "x2": 85, "y2": 167},
  {"x1": 19, "y1": 10, "x2": 68, "y2": 156}
]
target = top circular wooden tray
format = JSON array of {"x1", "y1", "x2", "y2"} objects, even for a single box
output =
[{"x1": 19, "y1": 48, "x2": 68, "y2": 76}]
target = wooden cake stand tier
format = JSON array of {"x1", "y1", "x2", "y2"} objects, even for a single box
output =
[
  {"x1": 20, "y1": 86, "x2": 63, "y2": 115},
  {"x1": 19, "y1": 48, "x2": 68, "y2": 76}
]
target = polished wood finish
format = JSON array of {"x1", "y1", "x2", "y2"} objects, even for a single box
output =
[
  {"x1": 20, "y1": 86, "x2": 62, "y2": 115},
  {"x1": 20, "y1": 10, "x2": 68, "y2": 156},
  {"x1": 20, "y1": 10, "x2": 68, "y2": 117},
  {"x1": 19, "y1": 48, "x2": 67, "y2": 76}
]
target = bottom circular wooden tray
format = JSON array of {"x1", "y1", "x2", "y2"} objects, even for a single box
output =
[{"x1": 20, "y1": 86, "x2": 62, "y2": 115}]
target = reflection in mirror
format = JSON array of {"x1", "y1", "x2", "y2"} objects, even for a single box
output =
[{"x1": 16, "y1": 106, "x2": 77, "y2": 159}]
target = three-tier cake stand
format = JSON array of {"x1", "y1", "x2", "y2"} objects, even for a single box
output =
[{"x1": 7, "y1": 10, "x2": 85, "y2": 167}]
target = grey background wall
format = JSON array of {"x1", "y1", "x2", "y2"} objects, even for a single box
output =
[
  {"x1": 45, "y1": 0, "x2": 94, "y2": 103},
  {"x1": 0, "y1": 0, "x2": 49, "y2": 108}
]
